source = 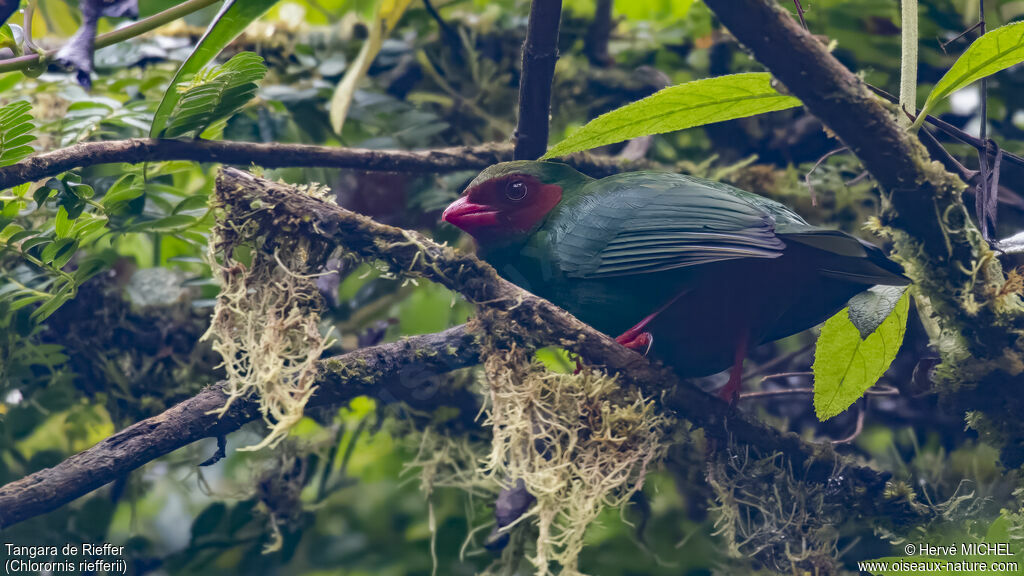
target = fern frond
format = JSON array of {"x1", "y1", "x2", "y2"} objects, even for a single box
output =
[
  {"x1": 0, "y1": 101, "x2": 36, "y2": 168},
  {"x1": 162, "y1": 52, "x2": 268, "y2": 139}
]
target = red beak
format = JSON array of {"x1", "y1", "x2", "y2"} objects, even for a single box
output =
[{"x1": 442, "y1": 196, "x2": 499, "y2": 231}]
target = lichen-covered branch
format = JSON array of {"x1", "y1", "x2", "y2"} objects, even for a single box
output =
[
  {"x1": 215, "y1": 167, "x2": 925, "y2": 523},
  {"x1": 0, "y1": 325, "x2": 481, "y2": 529},
  {"x1": 703, "y1": 0, "x2": 1024, "y2": 464}
]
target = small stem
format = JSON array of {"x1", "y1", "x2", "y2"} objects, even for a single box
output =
[
  {"x1": 898, "y1": 0, "x2": 919, "y2": 128},
  {"x1": 23, "y1": 0, "x2": 40, "y2": 55},
  {"x1": 0, "y1": 0, "x2": 222, "y2": 74},
  {"x1": 979, "y1": 0, "x2": 987, "y2": 143},
  {"x1": 792, "y1": 0, "x2": 808, "y2": 30},
  {"x1": 93, "y1": 0, "x2": 221, "y2": 51}
]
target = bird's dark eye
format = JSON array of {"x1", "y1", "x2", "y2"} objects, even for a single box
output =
[{"x1": 505, "y1": 179, "x2": 528, "y2": 201}]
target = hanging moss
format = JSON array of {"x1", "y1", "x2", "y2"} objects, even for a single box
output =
[
  {"x1": 203, "y1": 180, "x2": 337, "y2": 451},
  {"x1": 474, "y1": 309, "x2": 672, "y2": 576},
  {"x1": 707, "y1": 445, "x2": 844, "y2": 575}
]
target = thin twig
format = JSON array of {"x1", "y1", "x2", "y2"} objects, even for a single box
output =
[
  {"x1": 805, "y1": 147, "x2": 849, "y2": 206},
  {"x1": 831, "y1": 403, "x2": 866, "y2": 445},
  {"x1": 868, "y1": 84, "x2": 1024, "y2": 170},
  {"x1": 0, "y1": 0, "x2": 221, "y2": 74},
  {"x1": 739, "y1": 385, "x2": 899, "y2": 400},
  {"x1": 422, "y1": 0, "x2": 462, "y2": 56},
  {"x1": 760, "y1": 371, "x2": 813, "y2": 383},
  {"x1": 939, "y1": 20, "x2": 982, "y2": 52},
  {"x1": 791, "y1": 0, "x2": 808, "y2": 30}
]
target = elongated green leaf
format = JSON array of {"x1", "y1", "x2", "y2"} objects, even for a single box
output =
[
  {"x1": 541, "y1": 73, "x2": 801, "y2": 159},
  {"x1": 150, "y1": 0, "x2": 279, "y2": 137},
  {"x1": 913, "y1": 21, "x2": 1024, "y2": 128},
  {"x1": 813, "y1": 289, "x2": 910, "y2": 421},
  {"x1": 328, "y1": 0, "x2": 414, "y2": 134}
]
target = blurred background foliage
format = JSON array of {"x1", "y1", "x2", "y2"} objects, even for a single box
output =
[{"x1": 2, "y1": 0, "x2": 1024, "y2": 574}]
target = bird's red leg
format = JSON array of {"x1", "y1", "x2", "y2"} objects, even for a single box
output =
[
  {"x1": 717, "y1": 329, "x2": 750, "y2": 404},
  {"x1": 574, "y1": 291, "x2": 687, "y2": 373}
]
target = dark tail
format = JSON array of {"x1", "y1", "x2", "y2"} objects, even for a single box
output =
[{"x1": 782, "y1": 229, "x2": 910, "y2": 286}]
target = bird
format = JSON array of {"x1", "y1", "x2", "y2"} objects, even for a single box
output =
[{"x1": 442, "y1": 161, "x2": 909, "y2": 401}]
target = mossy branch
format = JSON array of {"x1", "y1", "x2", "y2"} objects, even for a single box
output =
[
  {"x1": 214, "y1": 167, "x2": 928, "y2": 525},
  {"x1": 0, "y1": 325, "x2": 482, "y2": 529},
  {"x1": 702, "y1": 0, "x2": 1024, "y2": 464}
]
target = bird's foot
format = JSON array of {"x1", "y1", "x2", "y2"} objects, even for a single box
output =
[
  {"x1": 615, "y1": 330, "x2": 654, "y2": 355},
  {"x1": 717, "y1": 374, "x2": 742, "y2": 405},
  {"x1": 574, "y1": 331, "x2": 654, "y2": 375},
  {"x1": 717, "y1": 331, "x2": 749, "y2": 405}
]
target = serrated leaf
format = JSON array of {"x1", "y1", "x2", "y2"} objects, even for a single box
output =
[
  {"x1": 150, "y1": 0, "x2": 280, "y2": 137},
  {"x1": 813, "y1": 289, "x2": 910, "y2": 421},
  {"x1": 913, "y1": 21, "x2": 1024, "y2": 129},
  {"x1": 328, "y1": 0, "x2": 414, "y2": 133},
  {"x1": 541, "y1": 73, "x2": 801, "y2": 159},
  {"x1": 847, "y1": 285, "x2": 909, "y2": 339}
]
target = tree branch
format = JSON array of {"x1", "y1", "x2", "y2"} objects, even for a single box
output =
[
  {"x1": 0, "y1": 138, "x2": 650, "y2": 191},
  {"x1": 0, "y1": 139, "x2": 513, "y2": 190},
  {"x1": 0, "y1": 166, "x2": 931, "y2": 528},
  {"x1": 513, "y1": 0, "x2": 563, "y2": 160},
  {"x1": 0, "y1": 325, "x2": 481, "y2": 529},
  {"x1": 702, "y1": 0, "x2": 1024, "y2": 408},
  {"x1": 213, "y1": 167, "x2": 926, "y2": 522}
]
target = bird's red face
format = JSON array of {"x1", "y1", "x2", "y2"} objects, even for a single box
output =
[{"x1": 442, "y1": 173, "x2": 563, "y2": 243}]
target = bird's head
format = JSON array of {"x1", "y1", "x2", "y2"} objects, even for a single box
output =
[{"x1": 442, "y1": 161, "x2": 590, "y2": 245}]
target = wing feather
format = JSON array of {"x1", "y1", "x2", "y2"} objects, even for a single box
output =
[{"x1": 551, "y1": 173, "x2": 788, "y2": 278}]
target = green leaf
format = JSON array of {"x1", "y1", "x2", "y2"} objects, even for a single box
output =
[
  {"x1": 150, "y1": 0, "x2": 280, "y2": 137},
  {"x1": 0, "y1": 24, "x2": 24, "y2": 57},
  {"x1": 124, "y1": 214, "x2": 197, "y2": 233},
  {"x1": 813, "y1": 289, "x2": 910, "y2": 421},
  {"x1": 162, "y1": 52, "x2": 269, "y2": 139},
  {"x1": 31, "y1": 289, "x2": 71, "y2": 322},
  {"x1": 913, "y1": 21, "x2": 1024, "y2": 129},
  {"x1": 54, "y1": 206, "x2": 71, "y2": 238},
  {"x1": 40, "y1": 238, "x2": 77, "y2": 268},
  {"x1": 100, "y1": 174, "x2": 144, "y2": 208},
  {"x1": 541, "y1": 73, "x2": 801, "y2": 159},
  {"x1": 172, "y1": 195, "x2": 210, "y2": 215},
  {"x1": 847, "y1": 285, "x2": 909, "y2": 339},
  {"x1": 328, "y1": 0, "x2": 415, "y2": 134},
  {"x1": 0, "y1": 101, "x2": 36, "y2": 168}
]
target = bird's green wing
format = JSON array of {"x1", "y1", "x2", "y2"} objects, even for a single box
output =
[{"x1": 550, "y1": 173, "x2": 791, "y2": 278}]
